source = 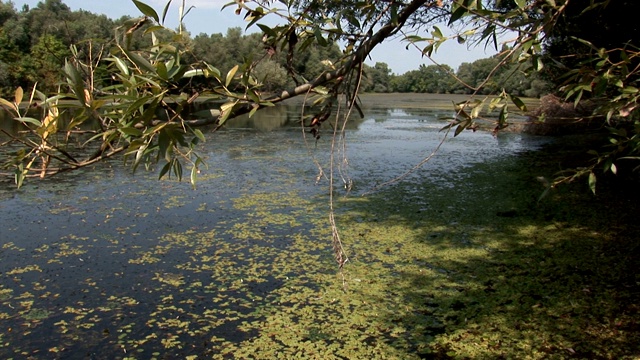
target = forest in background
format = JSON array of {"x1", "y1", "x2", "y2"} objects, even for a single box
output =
[
  {"x1": 2, "y1": 0, "x2": 637, "y2": 192},
  {"x1": 0, "y1": 0, "x2": 550, "y2": 98}
]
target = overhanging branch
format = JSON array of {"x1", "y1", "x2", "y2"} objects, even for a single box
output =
[{"x1": 176, "y1": 0, "x2": 430, "y2": 129}]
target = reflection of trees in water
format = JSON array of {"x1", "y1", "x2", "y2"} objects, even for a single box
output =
[
  {"x1": 226, "y1": 105, "x2": 293, "y2": 131},
  {"x1": 0, "y1": 108, "x2": 18, "y2": 137},
  {"x1": 401, "y1": 108, "x2": 452, "y2": 122},
  {"x1": 358, "y1": 107, "x2": 451, "y2": 124},
  {"x1": 194, "y1": 103, "x2": 368, "y2": 131},
  {"x1": 2, "y1": 102, "x2": 368, "y2": 141},
  {"x1": 0, "y1": 105, "x2": 103, "y2": 139},
  {"x1": 0, "y1": 106, "x2": 51, "y2": 137}
]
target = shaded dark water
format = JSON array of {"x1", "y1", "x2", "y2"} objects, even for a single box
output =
[{"x1": 0, "y1": 102, "x2": 548, "y2": 358}]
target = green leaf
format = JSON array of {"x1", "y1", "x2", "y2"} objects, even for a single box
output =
[
  {"x1": 454, "y1": 118, "x2": 471, "y2": 136},
  {"x1": 133, "y1": 142, "x2": 148, "y2": 170},
  {"x1": 158, "y1": 129, "x2": 172, "y2": 161},
  {"x1": 119, "y1": 127, "x2": 143, "y2": 137},
  {"x1": 422, "y1": 44, "x2": 434, "y2": 57},
  {"x1": 64, "y1": 60, "x2": 86, "y2": 106},
  {"x1": 257, "y1": 24, "x2": 277, "y2": 39},
  {"x1": 173, "y1": 159, "x2": 183, "y2": 180},
  {"x1": 221, "y1": 1, "x2": 237, "y2": 10},
  {"x1": 109, "y1": 56, "x2": 130, "y2": 76},
  {"x1": 143, "y1": 25, "x2": 165, "y2": 35},
  {"x1": 448, "y1": 4, "x2": 469, "y2": 25},
  {"x1": 314, "y1": 86, "x2": 329, "y2": 95},
  {"x1": 126, "y1": 95, "x2": 155, "y2": 117},
  {"x1": 0, "y1": 97, "x2": 16, "y2": 112},
  {"x1": 15, "y1": 117, "x2": 43, "y2": 127},
  {"x1": 248, "y1": 104, "x2": 259, "y2": 118},
  {"x1": 218, "y1": 101, "x2": 237, "y2": 127},
  {"x1": 588, "y1": 172, "x2": 597, "y2": 194},
  {"x1": 168, "y1": 65, "x2": 188, "y2": 81},
  {"x1": 390, "y1": 4, "x2": 398, "y2": 25},
  {"x1": 159, "y1": 161, "x2": 172, "y2": 179},
  {"x1": 124, "y1": 50, "x2": 157, "y2": 74},
  {"x1": 14, "y1": 87, "x2": 24, "y2": 105},
  {"x1": 244, "y1": 10, "x2": 264, "y2": 30},
  {"x1": 161, "y1": 0, "x2": 173, "y2": 24},
  {"x1": 132, "y1": 0, "x2": 159, "y2": 23},
  {"x1": 314, "y1": 27, "x2": 328, "y2": 47},
  {"x1": 509, "y1": 95, "x2": 527, "y2": 111},
  {"x1": 181, "y1": 5, "x2": 195, "y2": 22},
  {"x1": 470, "y1": 104, "x2": 483, "y2": 119},
  {"x1": 432, "y1": 26, "x2": 443, "y2": 39},
  {"x1": 247, "y1": 89, "x2": 261, "y2": 103},
  {"x1": 133, "y1": 75, "x2": 163, "y2": 88},
  {"x1": 193, "y1": 128, "x2": 206, "y2": 143},
  {"x1": 15, "y1": 164, "x2": 25, "y2": 189},
  {"x1": 183, "y1": 69, "x2": 205, "y2": 78},
  {"x1": 156, "y1": 61, "x2": 168, "y2": 80},
  {"x1": 404, "y1": 35, "x2": 426, "y2": 43},
  {"x1": 28, "y1": 85, "x2": 39, "y2": 107},
  {"x1": 498, "y1": 106, "x2": 508, "y2": 127},
  {"x1": 143, "y1": 121, "x2": 168, "y2": 137},
  {"x1": 226, "y1": 65, "x2": 239, "y2": 87},
  {"x1": 190, "y1": 163, "x2": 198, "y2": 188}
]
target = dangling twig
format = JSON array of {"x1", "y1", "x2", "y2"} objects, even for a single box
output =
[
  {"x1": 327, "y1": 63, "x2": 367, "y2": 289},
  {"x1": 328, "y1": 100, "x2": 349, "y2": 290},
  {"x1": 362, "y1": 125, "x2": 452, "y2": 196}
]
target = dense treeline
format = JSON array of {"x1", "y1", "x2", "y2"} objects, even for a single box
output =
[
  {"x1": 0, "y1": 0, "x2": 116, "y2": 95},
  {"x1": 362, "y1": 57, "x2": 551, "y2": 97},
  {"x1": 189, "y1": 28, "x2": 343, "y2": 93},
  {"x1": 0, "y1": 0, "x2": 550, "y2": 98},
  {"x1": 0, "y1": 0, "x2": 344, "y2": 96}
]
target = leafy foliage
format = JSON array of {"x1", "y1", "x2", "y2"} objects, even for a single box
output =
[{"x1": 0, "y1": 0, "x2": 638, "y2": 190}]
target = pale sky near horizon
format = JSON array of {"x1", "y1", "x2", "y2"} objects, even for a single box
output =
[{"x1": 10, "y1": 0, "x2": 498, "y2": 74}]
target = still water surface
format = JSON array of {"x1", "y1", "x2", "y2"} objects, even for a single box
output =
[{"x1": 0, "y1": 102, "x2": 547, "y2": 358}]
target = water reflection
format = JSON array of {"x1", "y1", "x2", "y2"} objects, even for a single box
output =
[
  {"x1": 0, "y1": 103, "x2": 104, "y2": 142},
  {"x1": 0, "y1": 100, "x2": 546, "y2": 194},
  {"x1": 215, "y1": 103, "x2": 368, "y2": 131},
  {"x1": 1, "y1": 101, "x2": 371, "y2": 136},
  {"x1": 0, "y1": 104, "x2": 29, "y2": 137},
  {"x1": 228, "y1": 105, "x2": 294, "y2": 131}
]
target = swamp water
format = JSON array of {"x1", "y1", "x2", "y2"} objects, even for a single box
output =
[{"x1": 1, "y1": 98, "x2": 634, "y2": 359}]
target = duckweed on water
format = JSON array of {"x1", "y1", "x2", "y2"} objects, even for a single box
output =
[{"x1": 0, "y1": 98, "x2": 638, "y2": 358}]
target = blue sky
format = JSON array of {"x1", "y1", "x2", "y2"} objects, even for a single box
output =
[{"x1": 10, "y1": 0, "x2": 497, "y2": 74}]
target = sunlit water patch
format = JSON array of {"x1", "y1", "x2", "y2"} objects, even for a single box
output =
[{"x1": 345, "y1": 109, "x2": 549, "y2": 191}]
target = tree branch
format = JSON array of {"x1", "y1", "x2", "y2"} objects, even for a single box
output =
[{"x1": 173, "y1": 0, "x2": 430, "y2": 129}]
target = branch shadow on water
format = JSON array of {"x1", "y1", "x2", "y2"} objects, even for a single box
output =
[{"x1": 337, "y1": 142, "x2": 640, "y2": 359}]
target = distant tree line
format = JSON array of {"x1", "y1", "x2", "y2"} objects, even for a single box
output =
[
  {"x1": 0, "y1": 0, "x2": 550, "y2": 98},
  {"x1": 0, "y1": 0, "x2": 114, "y2": 95},
  {"x1": 361, "y1": 56, "x2": 551, "y2": 97}
]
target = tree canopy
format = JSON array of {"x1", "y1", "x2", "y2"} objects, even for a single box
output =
[{"x1": 0, "y1": 0, "x2": 638, "y2": 193}]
